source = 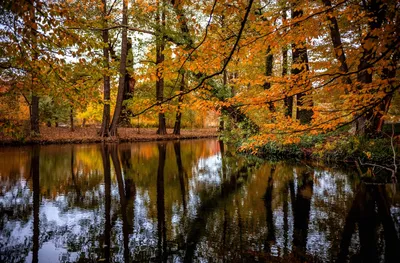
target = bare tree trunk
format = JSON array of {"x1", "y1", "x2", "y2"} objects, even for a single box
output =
[
  {"x1": 156, "y1": 0, "x2": 167, "y2": 135},
  {"x1": 109, "y1": 0, "x2": 128, "y2": 137},
  {"x1": 99, "y1": 0, "x2": 111, "y2": 137}
]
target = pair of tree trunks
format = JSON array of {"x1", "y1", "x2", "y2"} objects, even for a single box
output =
[
  {"x1": 99, "y1": 0, "x2": 128, "y2": 138},
  {"x1": 355, "y1": 0, "x2": 393, "y2": 136},
  {"x1": 280, "y1": 4, "x2": 312, "y2": 123},
  {"x1": 323, "y1": 0, "x2": 393, "y2": 136}
]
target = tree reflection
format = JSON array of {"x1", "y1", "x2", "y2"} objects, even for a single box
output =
[
  {"x1": 292, "y1": 167, "x2": 314, "y2": 261},
  {"x1": 263, "y1": 165, "x2": 276, "y2": 253},
  {"x1": 183, "y1": 155, "x2": 256, "y2": 262},
  {"x1": 100, "y1": 144, "x2": 111, "y2": 262},
  {"x1": 338, "y1": 183, "x2": 400, "y2": 262},
  {"x1": 70, "y1": 146, "x2": 82, "y2": 203},
  {"x1": 157, "y1": 142, "x2": 167, "y2": 262},
  {"x1": 1, "y1": 141, "x2": 400, "y2": 263},
  {"x1": 31, "y1": 145, "x2": 40, "y2": 263},
  {"x1": 174, "y1": 141, "x2": 187, "y2": 212},
  {"x1": 110, "y1": 144, "x2": 130, "y2": 263}
]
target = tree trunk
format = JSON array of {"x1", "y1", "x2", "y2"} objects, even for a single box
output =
[
  {"x1": 30, "y1": 1, "x2": 40, "y2": 135},
  {"x1": 282, "y1": 9, "x2": 293, "y2": 117},
  {"x1": 99, "y1": 0, "x2": 111, "y2": 137},
  {"x1": 356, "y1": 0, "x2": 386, "y2": 136},
  {"x1": 291, "y1": 5, "x2": 313, "y2": 124},
  {"x1": 70, "y1": 106, "x2": 74, "y2": 132},
  {"x1": 118, "y1": 40, "x2": 135, "y2": 127},
  {"x1": 264, "y1": 46, "x2": 274, "y2": 111},
  {"x1": 323, "y1": 0, "x2": 351, "y2": 85},
  {"x1": 173, "y1": 72, "x2": 185, "y2": 135},
  {"x1": 109, "y1": 0, "x2": 128, "y2": 137},
  {"x1": 263, "y1": 46, "x2": 273, "y2": 90},
  {"x1": 156, "y1": 0, "x2": 167, "y2": 135}
]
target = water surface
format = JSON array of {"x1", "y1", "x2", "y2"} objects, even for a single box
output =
[{"x1": 0, "y1": 139, "x2": 399, "y2": 262}]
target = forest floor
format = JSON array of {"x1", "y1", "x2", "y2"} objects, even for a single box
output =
[{"x1": 0, "y1": 126, "x2": 219, "y2": 145}]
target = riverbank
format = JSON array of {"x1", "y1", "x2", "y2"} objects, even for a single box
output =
[{"x1": 0, "y1": 127, "x2": 219, "y2": 146}]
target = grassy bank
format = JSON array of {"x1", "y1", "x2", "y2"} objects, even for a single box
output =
[
  {"x1": 249, "y1": 133, "x2": 398, "y2": 163},
  {"x1": 0, "y1": 127, "x2": 218, "y2": 146}
]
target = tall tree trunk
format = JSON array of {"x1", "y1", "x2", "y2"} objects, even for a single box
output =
[
  {"x1": 264, "y1": 46, "x2": 274, "y2": 111},
  {"x1": 263, "y1": 46, "x2": 273, "y2": 90},
  {"x1": 375, "y1": 54, "x2": 397, "y2": 132},
  {"x1": 282, "y1": 8, "x2": 293, "y2": 117},
  {"x1": 70, "y1": 105, "x2": 74, "y2": 132},
  {"x1": 323, "y1": 0, "x2": 351, "y2": 85},
  {"x1": 156, "y1": 0, "x2": 167, "y2": 135},
  {"x1": 99, "y1": 0, "x2": 111, "y2": 137},
  {"x1": 30, "y1": 95, "x2": 40, "y2": 134},
  {"x1": 291, "y1": 4, "x2": 313, "y2": 124},
  {"x1": 355, "y1": 0, "x2": 386, "y2": 135},
  {"x1": 109, "y1": 0, "x2": 128, "y2": 137},
  {"x1": 30, "y1": 1, "x2": 40, "y2": 135},
  {"x1": 173, "y1": 72, "x2": 185, "y2": 135},
  {"x1": 118, "y1": 40, "x2": 135, "y2": 127}
]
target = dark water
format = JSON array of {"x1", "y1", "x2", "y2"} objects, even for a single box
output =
[{"x1": 0, "y1": 139, "x2": 399, "y2": 263}]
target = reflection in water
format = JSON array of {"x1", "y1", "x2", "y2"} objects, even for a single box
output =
[
  {"x1": 0, "y1": 140, "x2": 399, "y2": 263},
  {"x1": 32, "y1": 146, "x2": 40, "y2": 263},
  {"x1": 293, "y1": 167, "x2": 314, "y2": 261},
  {"x1": 100, "y1": 144, "x2": 111, "y2": 263},
  {"x1": 157, "y1": 143, "x2": 167, "y2": 262}
]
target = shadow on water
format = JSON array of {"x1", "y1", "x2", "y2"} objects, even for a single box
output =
[{"x1": 0, "y1": 140, "x2": 399, "y2": 262}]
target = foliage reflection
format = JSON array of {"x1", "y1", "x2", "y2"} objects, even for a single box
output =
[{"x1": 0, "y1": 140, "x2": 399, "y2": 262}]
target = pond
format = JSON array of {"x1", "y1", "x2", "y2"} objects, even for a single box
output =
[{"x1": 0, "y1": 139, "x2": 399, "y2": 263}]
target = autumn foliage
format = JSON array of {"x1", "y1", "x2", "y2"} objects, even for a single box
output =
[{"x1": 0, "y1": 0, "x2": 399, "y2": 149}]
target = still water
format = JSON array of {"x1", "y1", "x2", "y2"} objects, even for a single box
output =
[{"x1": 0, "y1": 139, "x2": 399, "y2": 263}]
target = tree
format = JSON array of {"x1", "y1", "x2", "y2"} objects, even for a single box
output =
[
  {"x1": 109, "y1": 0, "x2": 129, "y2": 137},
  {"x1": 99, "y1": 0, "x2": 111, "y2": 137},
  {"x1": 155, "y1": 0, "x2": 167, "y2": 135}
]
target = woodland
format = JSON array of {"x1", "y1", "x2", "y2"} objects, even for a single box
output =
[{"x1": 0, "y1": 0, "x2": 399, "y2": 162}]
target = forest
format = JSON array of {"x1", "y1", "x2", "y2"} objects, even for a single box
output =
[{"x1": 0, "y1": 0, "x2": 399, "y2": 163}]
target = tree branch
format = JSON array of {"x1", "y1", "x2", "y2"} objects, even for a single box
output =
[{"x1": 130, "y1": 0, "x2": 255, "y2": 118}]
